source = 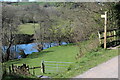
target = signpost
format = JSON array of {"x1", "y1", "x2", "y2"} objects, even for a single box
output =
[{"x1": 101, "y1": 11, "x2": 107, "y2": 49}]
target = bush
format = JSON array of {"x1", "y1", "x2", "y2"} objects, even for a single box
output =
[{"x1": 75, "y1": 38, "x2": 100, "y2": 59}]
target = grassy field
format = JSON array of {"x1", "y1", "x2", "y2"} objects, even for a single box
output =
[
  {"x1": 4, "y1": 41, "x2": 118, "y2": 78},
  {"x1": 18, "y1": 23, "x2": 39, "y2": 34}
]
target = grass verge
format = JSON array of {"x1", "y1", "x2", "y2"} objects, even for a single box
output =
[{"x1": 52, "y1": 48, "x2": 118, "y2": 78}]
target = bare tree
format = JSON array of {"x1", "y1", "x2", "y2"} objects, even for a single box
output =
[{"x1": 2, "y1": 5, "x2": 20, "y2": 61}]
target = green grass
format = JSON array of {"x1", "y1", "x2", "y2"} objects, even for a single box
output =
[
  {"x1": 54, "y1": 48, "x2": 118, "y2": 78},
  {"x1": 5, "y1": 44, "x2": 79, "y2": 76},
  {"x1": 18, "y1": 23, "x2": 39, "y2": 34},
  {"x1": 4, "y1": 42, "x2": 118, "y2": 78}
]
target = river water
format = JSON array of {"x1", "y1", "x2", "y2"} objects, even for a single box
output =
[{"x1": 2, "y1": 42, "x2": 67, "y2": 59}]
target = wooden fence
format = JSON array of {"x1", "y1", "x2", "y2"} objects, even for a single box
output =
[
  {"x1": 98, "y1": 28, "x2": 120, "y2": 48},
  {"x1": 5, "y1": 61, "x2": 45, "y2": 76},
  {"x1": 4, "y1": 61, "x2": 73, "y2": 76}
]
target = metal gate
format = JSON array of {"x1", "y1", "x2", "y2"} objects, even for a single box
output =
[{"x1": 43, "y1": 61, "x2": 73, "y2": 73}]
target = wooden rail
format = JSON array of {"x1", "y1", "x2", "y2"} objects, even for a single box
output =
[
  {"x1": 98, "y1": 28, "x2": 120, "y2": 48},
  {"x1": 29, "y1": 66, "x2": 41, "y2": 69},
  {"x1": 99, "y1": 28, "x2": 119, "y2": 33}
]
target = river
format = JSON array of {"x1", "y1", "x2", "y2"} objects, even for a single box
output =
[{"x1": 2, "y1": 42, "x2": 67, "y2": 59}]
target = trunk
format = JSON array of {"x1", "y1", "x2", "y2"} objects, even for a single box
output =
[
  {"x1": 37, "y1": 43, "x2": 44, "y2": 52},
  {"x1": 58, "y1": 41, "x2": 61, "y2": 46},
  {"x1": 68, "y1": 39, "x2": 73, "y2": 43},
  {"x1": 67, "y1": 42, "x2": 69, "y2": 44},
  {"x1": 41, "y1": 42, "x2": 44, "y2": 50},
  {"x1": 49, "y1": 43, "x2": 52, "y2": 47},
  {"x1": 14, "y1": 45, "x2": 17, "y2": 59},
  {"x1": 21, "y1": 51, "x2": 26, "y2": 58},
  {"x1": 5, "y1": 30, "x2": 13, "y2": 61},
  {"x1": 6, "y1": 43, "x2": 12, "y2": 61}
]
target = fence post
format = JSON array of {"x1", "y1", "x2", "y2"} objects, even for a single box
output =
[
  {"x1": 3, "y1": 64, "x2": 7, "y2": 75},
  {"x1": 109, "y1": 31, "x2": 113, "y2": 42},
  {"x1": 41, "y1": 61, "x2": 45, "y2": 74},
  {"x1": 113, "y1": 30, "x2": 116, "y2": 45},
  {"x1": 9, "y1": 66, "x2": 11, "y2": 74},
  {"x1": 27, "y1": 65, "x2": 29, "y2": 73},
  {"x1": 32, "y1": 66, "x2": 35, "y2": 75},
  {"x1": 12, "y1": 64, "x2": 14, "y2": 73},
  {"x1": 98, "y1": 31, "x2": 101, "y2": 44}
]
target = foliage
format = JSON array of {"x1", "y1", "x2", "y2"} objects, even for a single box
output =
[
  {"x1": 2, "y1": 2, "x2": 118, "y2": 45},
  {"x1": 75, "y1": 39, "x2": 100, "y2": 59}
]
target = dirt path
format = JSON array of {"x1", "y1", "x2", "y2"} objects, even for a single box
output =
[{"x1": 74, "y1": 56, "x2": 119, "y2": 78}]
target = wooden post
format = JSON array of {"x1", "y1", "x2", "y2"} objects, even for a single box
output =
[
  {"x1": 98, "y1": 31, "x2": 101, "y2": 44},
  {"x1": 32, "y1": 66, "x2": 35, "y2": 75},
  {"x1": 9, "y1": 66, "x2": 11, "y2": 74},
  {"x1": 109, "y1": 32, "x2": 112, "y2": 42},
  {"x1": 3, "y1": 64, "x2": 7, "y2": 74},
  {"x1": 41, "y1": 61, "x2": 45, "y2": 74},
  {"x1": 101, "y1": 11, "x2": 107, "y2": 49},
  {"x1": 27, "y1": 65, "x2": 29, "y2": 72},
  {"x1": 12, "y1": 64, "x2": 14, "y2": 73},
  {"x1": 104, "y1": 11, "x2": 107, "y2": 49},
  {"x1": 113, "y1": 30, "x2": 116, "y2": 45}
]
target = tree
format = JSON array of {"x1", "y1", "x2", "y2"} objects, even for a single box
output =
[
  {"x1": 19, "y1": 49, "x2": 26, "y2": 58},
  {"x1": 2, "y1": 4, "x2": 20, "y2": 61}
]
